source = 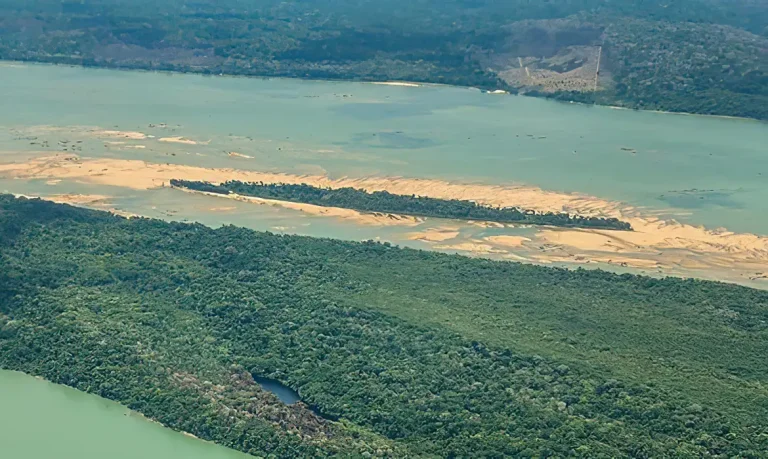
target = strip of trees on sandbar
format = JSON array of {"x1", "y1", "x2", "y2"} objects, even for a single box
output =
[{"x1": 171, "y1": 179, "x2": 633, "y2": 230}]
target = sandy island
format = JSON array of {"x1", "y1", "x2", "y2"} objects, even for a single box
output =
[
  {"x1": 94, "y1": 130, "x2": 148, "y2": 140},
  {"x1": 159, "y1": 136, "x2": 200, "y2": 145},
  {"x1": 407, "y1": 228, "x2": 461, "y2": 242},
  {"x1": 228, "y1": 152, "x2": 253, "y2": 159},
  {"x1": 371, "y1": 82, "x2": 421, "y2": 87}
]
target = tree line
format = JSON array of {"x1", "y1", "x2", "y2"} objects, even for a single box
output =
[{"x1": 171, "y1": 179, "x2": 633, "y2": 231}]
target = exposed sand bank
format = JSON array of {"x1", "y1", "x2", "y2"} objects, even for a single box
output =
[
  {"x1": 371, "y1": 82, "x2": 421, "y2": 87},
  {"x1": 177, "y1": 188, "x2": 423, "y2": 227},
  {"x1": 228, "y1": 152, "x2": 253, "y2": 159},
  {"x1": 11, "y1": 125, "x2": 149, "y2": 141},
  {"x1": 0, "y1": 154, "x2": 618, "y2": 216},
  {"x1": 94, "y1": 130, "x2": 147, "y2": 140},
  {"x1": 44, "y1": 193, "x2": 112, "y2": 206},
  {"x1": 159, "y1": 136, "x2": 200, "y2": 145},
  {"x1": 407, "y1": 228, "x2": 461, "y2": 242},
  {"x1": 435, "y1": 241, "x2": 507, "y2": 254},
  {"x1": 484, "y1": 235, "x2": 531, "y2": 248}
]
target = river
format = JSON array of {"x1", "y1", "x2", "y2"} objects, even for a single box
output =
[
  {"x1": 0, "y1": 61, "x2": 767, "y2": 288},
  {"x1": 0, "y1": 370, "x2": 252, "y2": 459}
]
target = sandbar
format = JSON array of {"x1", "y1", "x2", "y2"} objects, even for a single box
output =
[
  {"x1": 371, "y1": 82, "x2": 421, "y2": 87},
  {"x1": 407, "y1": 228, "x2": 461, "y2": 242},
  {"x1": 159, "y1": 136, "x2": 199, "y2": 145},
  {"x1": 434, "y1": 241, "x2": 507, "y2": 255},
  {"x1": 44, "y1": 193, "x2": 111, "y2": 206},
  {"x1": 94, "y1": 130, "x2": 147, "y2": 140},
  {"x1": 484, "y1": 235, "x2": 532, "y2": 248},
  {"x1": 178, "y1": 188, "x2": 423, "y2": 227},
  {"x1": 4, "y1": 153, "x2": 768, "y2": 287}
]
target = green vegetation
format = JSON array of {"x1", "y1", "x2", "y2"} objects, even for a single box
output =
[
  {"x1": 1, "y1": 0, "x2": 766, "y2": 119},
  {"x1": 171, "y1": 179, "x2": 632, "y2": 230},
  {"x1": 1, "y1": 195, "x2": 767, "y2": 457}
]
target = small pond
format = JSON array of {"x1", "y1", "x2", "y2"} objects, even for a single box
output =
[{"x1": 254, "y1": 376, "x2": 301, "y2": 405}]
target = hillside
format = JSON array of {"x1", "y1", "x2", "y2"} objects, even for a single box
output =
[
  {"x1": 1, "y1": 0, "x2": 767, "y2": 118},
  {"x1": 1, "y1": 195, "x2": 767, "y2": 457}
]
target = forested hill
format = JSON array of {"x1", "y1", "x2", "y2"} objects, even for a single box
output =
[
  {"x1": 1, "y1": 0, "x2": 767, "y2": 119},
  {"x1": 1, "y1": 195, "x2": 767, "y2": 457},
  {"x1": 170, "y1": 179, "x2": 633, "y2": 230}
]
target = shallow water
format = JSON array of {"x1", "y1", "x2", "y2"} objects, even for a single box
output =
[{"x1": 0, "y1": 370, "x2": 251, "y2": 459}]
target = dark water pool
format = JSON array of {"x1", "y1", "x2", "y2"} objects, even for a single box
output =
[{"x1": 253, "y1": 377, "x2": 301, "y2": 405}]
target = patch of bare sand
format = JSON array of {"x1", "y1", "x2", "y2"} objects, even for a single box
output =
[
  {"x1": 471, "y1": 221, "x2": 507, "y2": 228},
  {"x1": 434, "y1": 241, "x2": 507, "y2": 254},
  {"x1": 228, "y1": 152, "x2": 253, "y2": 159},
  {"x1": 3, "y1": 155, "x2": 600, "y2": 214},
  {"x1": 528, "y1": 223, "x2": 768, "y2": 285},
  {"x1": 407, "y1": 228, "x2": 461, "y2": 242},
  {"x1": 528, "y1": 253, "x2": 661, "y2": 270},
  {"x1": 484, "y1": 235, "x2": 532, "y2": 248},
  {"x1": 371, "y1": 82, "x2": 421, "y2": 87},
  {"x1": 535, "y1": 229, "x2": 650, "y2": 253},
  {"x1": 44, "y1": 193, "x2": 111, "y2": 206},
  {"x1": 181, "y1": 189, "x2": 423, "y2": 227},
  {"x1": 10, "y1": 125, "x2": 148, "y2": 141},
  {"x1": 537, "y1": 217, "x2": 768, "y2": 258},
  {"x1": 159, "y1": 136, "x2": 199, "y2": 145},
  {"x1": 94, "y1": 130, "x2": 147, "y2": 140},
  {"x1": 104, "y1": 142, "x2": 147, "y2": 150}
]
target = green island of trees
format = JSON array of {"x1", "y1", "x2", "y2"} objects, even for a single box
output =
[
  {"x1": 1, "y1": 194, "x2": 767, "y2": 457},
  {"x1": 171, "y1": 179, "x2": 632, "y2": 231}
]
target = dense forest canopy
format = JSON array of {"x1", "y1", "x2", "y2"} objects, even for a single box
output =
[
  {"x1": 1, "y1": 0, "x2": 767, "y2": 118},
  {"x1": 1, "y1": 195, "x2": 767, "y2": 457},
  {"x1": 170, "y1": 179, "x2": 633, "y2": 230}
]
